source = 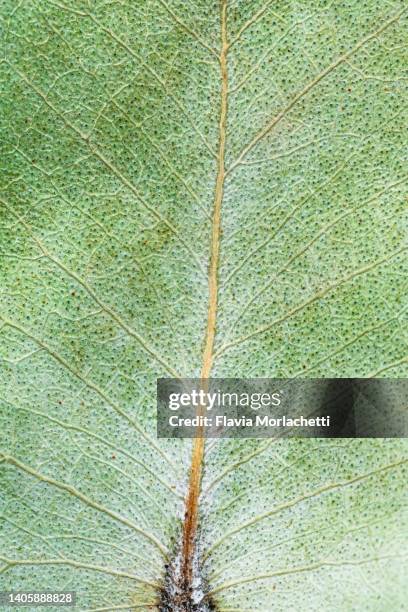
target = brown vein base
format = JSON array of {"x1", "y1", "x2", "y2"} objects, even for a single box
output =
[{"x1": 159, "y1": 1, "x2": 229, "y2": 609}]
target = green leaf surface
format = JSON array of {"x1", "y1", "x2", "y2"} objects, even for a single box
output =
[{"x1": 1, "y1": 1, "x2": 407, "y2": 610}]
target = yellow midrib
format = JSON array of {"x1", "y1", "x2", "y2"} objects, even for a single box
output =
[{"x1": 180, "y1": 0, "x2": 229, "y2": 587}]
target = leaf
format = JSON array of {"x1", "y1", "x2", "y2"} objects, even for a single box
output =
[{"x1": 1, "y1": 1, "x2": 407, "y2": 610}]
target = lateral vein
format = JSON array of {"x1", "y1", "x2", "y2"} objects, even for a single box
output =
[
  {"x1": 228, "y1": 8, "x2": 407, "y2": 173},
  {"x1": 0, "y1": 455, "x2": 168, "y2": 557}
]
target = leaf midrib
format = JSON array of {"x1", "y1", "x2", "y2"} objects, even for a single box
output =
[{"x1": 180, "y1": 0, "x2": 229, "y2": 590}]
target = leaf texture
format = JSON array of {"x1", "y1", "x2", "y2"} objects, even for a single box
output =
[{"x1": 1, "y1": 1, "x2": 407, "y2": 610}]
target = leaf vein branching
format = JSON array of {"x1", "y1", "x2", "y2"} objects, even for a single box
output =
[
  {"x1": 209, "y1": 513, "x2": 390, "y2": 582},
  {"x1": 229, "y1": 1, "x2": 275, "y2": 49},
  {"x1": 294, "y1": 305, "x2": 408, "y2": 376},
  {"x1": 215, "y1": 247, "x2": 407, "y2": 357},
  {"x1": 222, "y1": 174, "x2": 408, "y2": 341},
  {"x1": 0, "y1": 555, "x2": 158, "y2": 586},
  {"x1": 0, "y1": 516, "x2": 162, "y2": 574},
  {"x1": 368, "y1": 355, "x2": 408, "y2": 377},
  {"x1": 203, "y1": 440, "x2": 273, "y2": 495},
  {"x1": 345, "y1": 59, "x2": 408, "y2": 83},
  {"x1": 0, "y1": 456, "x2": 169, "y2": 557},
  {"x1": 6, "y1": 64, "x2": 207, "y2": 278},
  {"x1": 1, "y1": 400, "x2": 181, "y2": 498},
  {"x1": 0, "y1": 317, "x2": 178, "y2": 473},
  {"x1": 51, "y1": 188, "x2": 192, "y2": 370},
  {"x1": 238, "y1": 133, "x2": 357, "y2": 167},
  {"x1": 229, "y1": 15, "x2": 315, "y2": 94},
  {"x1": 44, "y1": 0, "x2": 217, "y2": 157},
  {"x1": 222, "y1": 151, "x2": 358, "y2": 291},
  {"x1": 227, "y1": 8, "x2": 407, "y2": 173},
  {"x1": 86, "y1": 11, "x2": 217, "y2": 159},
  {"x1": 0, "y1": 197, "x2": 181, "y2": 379},
  {"x1": 207, "y1": 554, "x2": 408, "y2": 596},
  {"x1": 0, "y1": 516, "x2": 66, "y2": 561},
  {"x1": 41, "y1": 0, "x2": 87, "y2": 17},
  {"x1": 111, "y1": 99, "x2": 211, "y2": 221},
  {"x1": 157, "y1": 0, "x2": 219, "y2": 60},
  {"x1": 203, "y1": 458, "x2": 408, "y2": 559},
  {"x1": 70, "y1": 439, "x2": 173, "y2": 525}
]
